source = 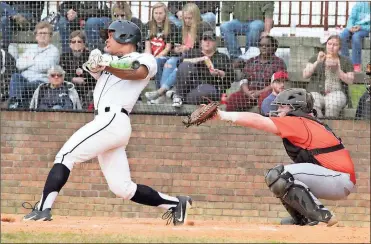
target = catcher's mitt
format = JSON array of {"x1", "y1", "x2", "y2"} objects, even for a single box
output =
[{"x1": 182, "y1": 97, "x2": 219, "y2": 128}]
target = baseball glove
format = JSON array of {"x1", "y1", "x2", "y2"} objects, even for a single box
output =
[{"x1": 182, "y1": 97, "x2": 219, "y2": 128}]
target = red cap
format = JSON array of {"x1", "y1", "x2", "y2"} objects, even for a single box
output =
[{"x1": 271, "y1": 71, "x2": 289, "y2": 83}]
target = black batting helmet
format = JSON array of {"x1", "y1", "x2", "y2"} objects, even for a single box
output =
[
  {"x1": 100, "y1": 20, "x2": 141, "y2": 46},
  {"x1": 271, "y1": 88, "x2": 314, "y2": 113}
]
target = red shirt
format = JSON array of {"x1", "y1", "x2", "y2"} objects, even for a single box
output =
[{"x1": 270, "y1": 116, "x2": 356, "y2": 184}]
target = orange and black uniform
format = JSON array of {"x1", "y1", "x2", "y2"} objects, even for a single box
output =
[{"x1": 270, "y1": 116, "x2": 356, "y2": 185}]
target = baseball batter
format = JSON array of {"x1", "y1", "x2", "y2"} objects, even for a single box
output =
[
  {"x1": 213, "y1": 88, "x2": 355, "y2": 226},
  {"x1": 23, "y1": 20, "x2": 192, "y2": 226}
]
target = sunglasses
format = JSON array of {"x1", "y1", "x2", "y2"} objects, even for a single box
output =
[
  {"x1": 70, "y1": 40, "x2": 83, "y2": 44},
  {"x1": 36, "y1": 32, "x2": 51, "y2": 36},
  {"x1": 202, "y1": 37, "x2": 215, "y2": 41},
  {"x1": 50, "y1": 73, "x2": 63, "y2": 78},
  {"x1": 114, "y1": 14, "x2": 126, "y2": 18}
]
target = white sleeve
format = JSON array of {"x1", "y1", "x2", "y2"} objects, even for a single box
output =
[{"x1": 135, "y1": 53, "x2": 157, "y2": 79}]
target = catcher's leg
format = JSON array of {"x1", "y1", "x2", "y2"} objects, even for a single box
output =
[{"x1": 265, "y1": 165, "x2": 334, "y2": 226}]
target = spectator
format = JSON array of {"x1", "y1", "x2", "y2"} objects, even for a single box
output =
[
  {"x1": 167, "y1": 1, "x2": 187, "y2": 28},
  {"x1": 355, "y1": 65, "x2": 371, "y2": 119},
  {"x1": 147, "y1": 3, "x2": 212, "y2": 104},
  {"x1": 60, "y1": 30, "x2": 94, "y2": 109},
  {"x1": 56, "y1": 1, "x2": 83, "y2": 54},
  {"x1": 226, "y1": 36, "x2": 286, "y2": 112},
  {"x1": 220, "y1": 1, "x2": 274, "y2": 60},
  {"x1": 303, "y1": 35, "x2": 354, "y2": 118},
  {"x1": 82, "y1": 1, "x2": 112, "y2": 51},
  {"x1": 1, "y1": 1, "x2": 45, "y2": 51},
  {"x1": 143, "y1": 2, "x2": 179, "y2": 104},
  {"x1": 0, "y1": 48, "x2": 17, "y2": 105},
  {"x1": 167, "y1": 1, "x2": 219, "y2": 29},
  {"x1": 111, "y1": 1, "x2": 143, "y2": 28},
  {"x1": 261, "y1": 71, "x2": 288, "y2": 116},
  {"x1": 29, "y1": 65, "x2": 82, "y2": 110},
  {"x1": 7, "y1": 21, "x2": 60, "y2": 109},
  {"x1": 194, "y1": 1, "x2": 220, "y2": 29},
  {"x1": 355, "y1": 83, "x2": 371, "y2": 120},
  {"x1": 339, "y1": 2, "x2": 370, "y2": 72},
  {"x1": 169, "y1": 31, "x2": 234, "y2": 107}
]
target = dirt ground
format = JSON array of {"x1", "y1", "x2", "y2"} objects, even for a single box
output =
[{"x1": 1, "y1": 214, "x2": 369, "y2": 243}]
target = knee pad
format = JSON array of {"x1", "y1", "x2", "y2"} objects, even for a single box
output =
[
  {"x1": 282, "y1": 183, "x2": 332, "y2": 223},
  {"x1": 108, "y1": 181, "x2": 137, "y2": 200},
  {"x1": 265, "y1": 165, "x2": 294, "y2": 198}
]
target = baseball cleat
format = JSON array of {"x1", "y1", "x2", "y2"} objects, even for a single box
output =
[
  {"x1": 162, "y1": 196, "x2": 192, "y2": 226},
  {"x1": 280, "y1": 216, "x2": 319, "y2": 226},
  {"x1": 326, "y1": 215, "x2": 338, "y2": 227},
  {"x1": 22, "y1": 202, "x2": 53, "y2": 221}
]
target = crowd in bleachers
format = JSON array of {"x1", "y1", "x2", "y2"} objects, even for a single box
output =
[{"x1": 0, "y1": 1, "x2": 370, "y2": 119}]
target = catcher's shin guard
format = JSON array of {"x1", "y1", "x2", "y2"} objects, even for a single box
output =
[
  {"x1": 265, "y1": 165, "x2": 331, "y2": 224},
  {"x1": 280, "y1": 199, "x2": 318, "y2": 226},
  {"x1": 282, "y1": 183, "x2": 332, "y2": 224}
]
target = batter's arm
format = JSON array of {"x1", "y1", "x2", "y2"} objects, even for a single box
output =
[
  {"x1": 104, "y1": 65, "x2": 149, "y2": 80},
  {"x1": 215, "y1": 111, "x2": 279, "y2": 135}
]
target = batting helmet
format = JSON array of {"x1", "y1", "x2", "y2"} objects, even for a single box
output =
[
  {"x1": 271, "y1": 88, "x2": 314, "y2": 113},
  {"x1": 101, "y1": 20, "x2": 141, "y2": 46}
]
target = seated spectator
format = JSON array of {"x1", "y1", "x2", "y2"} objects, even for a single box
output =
[
  {"x1": 1, "y1": 1, "x2": 45, "y2": 51},
  {"x1": 147, "y1": 3, "x2": 212, "y2": 104},
  {"x1": 339, "y1": 1, "x2": 370, "y2": 72},
  {"x1": 111, "y1": 1, "x2": 143, "y2": 28},
  {"x1": 303, "y1": 35, "x2": 354, "y2": 118},
  {"x1": 143, "y1": 2, "x2": 179, "y2": 104},
  {"x1": 60, "y1": 30, "x2": 94, "y2": 109},
  {"x1": 194, "y1": 1, "x2": 220, "y2": 29},
  {"x1": 168, "y1": 31, "x2": 234, "y2": 107},
  {"x1": 0, "y1": 48, "x2": 17, "y2": 105},
  {"x1": 167, "y1": 1, "x2": 187, "y2": 28},
  {"x1": 29, "y1": 65, "x2": 82, "y2": 110},
  {"x1": 355, "y1": 65, "x2": 371, "y2": 119},
  {"x1": 56, "y1": 1, "x2": 83, "y2": 53},
  {"x1": 220, "y1": 1, "x2": 274, "y2": 60},
  {"x1": 355, "y1": 83, "x2": 371, "y2": 120},
  {"x1": 226, "y1": 36, "x2": 287, "y2": 112},
  {"x1": 7, "y1": 21, "x2": 60, "y2": 109},
  {"x1": 261, "y1": 71, "x2": 288, "y2": 116},
  {"x1": 83, "y1": 1, "x2": 112, "y2": 51}
]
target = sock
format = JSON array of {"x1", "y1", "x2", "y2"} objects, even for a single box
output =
[
  {"x1": 38, "y1": 163, "x2": 70, "y2": 211},
  {"x1": 130, "y1": 184, "x2": 179, "y2": 210}
]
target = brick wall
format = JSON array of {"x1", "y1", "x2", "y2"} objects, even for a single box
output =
[{"x1": 1, "y1": 111, "x2": 370, "y2": 227}]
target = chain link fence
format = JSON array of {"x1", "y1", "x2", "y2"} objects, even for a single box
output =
[{"x1": 1, "y1": 1, "x2": 370, "y2": 119}]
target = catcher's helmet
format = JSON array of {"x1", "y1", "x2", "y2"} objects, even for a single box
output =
[
  {"x1": 271, "y1": 88, "x2": 314, "y2": 114},
  {"x1": 102, "y1": 20, "x2": 141, "y2": 46}
]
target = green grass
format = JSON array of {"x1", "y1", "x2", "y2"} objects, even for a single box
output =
[
  {"x1": 1, "y1": 232, "x2": 283, "y2": 243},
  {"x1": 349, "y1": 84, "x2": 367, "y2": 108}
]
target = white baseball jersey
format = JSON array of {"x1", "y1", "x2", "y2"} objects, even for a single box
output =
[
  {"x1": 93, "y1": 52, "x2": 157, "y2": 113},
  {"x1": 49, "y1": 52, "x2": 158, "y2": 208}
]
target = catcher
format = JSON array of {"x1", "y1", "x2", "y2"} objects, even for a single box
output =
[{"x1": 184, "y1": 88, "x2": 355, "y2": 226}]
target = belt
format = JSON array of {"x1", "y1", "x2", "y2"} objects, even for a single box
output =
[{"x1": 94, "y1": 107, "x2": 129, "y2": 116}]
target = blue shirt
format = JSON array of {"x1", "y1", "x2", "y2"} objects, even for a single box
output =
[{"x1": 261, "y1": 93, "x2": 277, "y2": 116}]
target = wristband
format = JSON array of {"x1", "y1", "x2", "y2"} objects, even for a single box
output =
[{"x1": 219, "y1": 111, "x2": 239, "y2": 123}]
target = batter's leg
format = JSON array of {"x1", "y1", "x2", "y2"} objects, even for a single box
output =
[
  {"x1": 24, "y1": 114, "x2": 131, "y2": 220},
  {"x1": 98, "y1": 147, "x2": 192, "y2": 225}
]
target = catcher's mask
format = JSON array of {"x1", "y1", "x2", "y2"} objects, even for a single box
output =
[
  {"x1": 99, "y1": 20, "x2": 141, "y2": 46},
  {"x1": 269, "y1": 88, "x2": 315, "y2": 117}
]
